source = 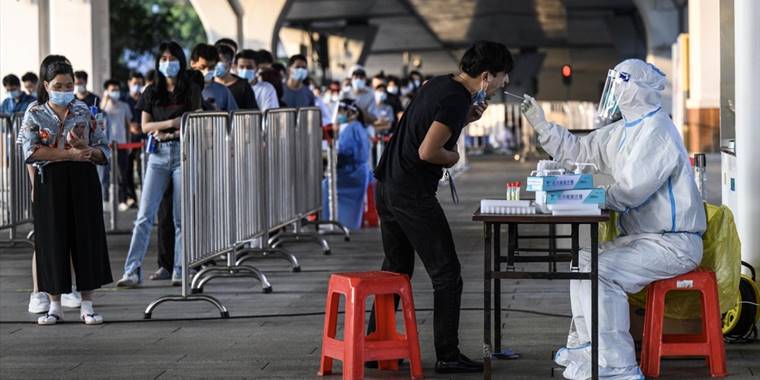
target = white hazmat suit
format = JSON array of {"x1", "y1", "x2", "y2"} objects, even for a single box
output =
[{"x1": 521, "y1": 59, "x2": 706, "y2": 379}]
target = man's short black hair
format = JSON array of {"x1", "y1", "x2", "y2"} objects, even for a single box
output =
[
  {"x1": 352, "y1": 69, "x2": 367, "y2": 78},
  {"x1": 103, "y1": 79, "x2": 121, "y2": 89},
  {"x1": 272, "y1": 62, "x2": 287, "y2": 75},
  {"x1": 257, "y1": 50, "x2": 274, "y2": 64},
  {"x1": 74, "y1": 70, "x2": 88, "y2": 81},
  {"x1": 287, "y1": 54, "x2": 307, "y2": 67},
  {"x1": 21, "y1": 72, "x2": 38, "y2": 83},
  {"x1": 129, "y1": 71, "x2": 144, "y2": 81},
  {"x1": 235, "y1": 49, "x2": 258, "y2": 64},
  {"x1": 216, "y1": 44, "x2": 235, "y2": 62},
  {"x1": 3, "y1": 74, "x2": 20, "y2": 87},
  {"x1": 459, "y1": 40, "x2": 513, "y2": 77},
  {"x1": 191, "y1": 43, "x2": 219, "y2": 63},
  {"x1": 214, "y1": 38, "x2": 238, "y2": 52}
]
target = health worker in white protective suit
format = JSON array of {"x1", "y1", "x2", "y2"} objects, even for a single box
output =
[{"x1": 520, "y1": 59, "x2": 706, "y2": 380}]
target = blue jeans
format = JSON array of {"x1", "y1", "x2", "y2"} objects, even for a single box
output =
[{"x1": 123, "y1": 141, "x2": 182, "y2": 279}]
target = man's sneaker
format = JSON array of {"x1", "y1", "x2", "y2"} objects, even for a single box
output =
[
  {"x1": 149, "y1": 267, "x2": 171, "y2": 280},
  {"x1": 61, "y1": 290, "x2": 82, "y2": 308},
  {"x1": 116, "y1": 273, "x2": 141, "y2": 288},
  {"x1": 118, "y1": 202, "x2": 129, "y2": 212},
  {"x1": 28, "y1": 292, "x2": 50, "y2": 314}
]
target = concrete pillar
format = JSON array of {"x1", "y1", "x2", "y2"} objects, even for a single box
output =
[
  {"x1": 734, "y1": 0, "x2": 760, "y2": 276},
  {"x1": 48, "y1": 0, "x2": 109, "y2": 94},
  {"x1": 189, "y1": 0, "x2": 239, "y2": 44},
  {"x1": 0, "y1": 0, "x2": 45, "y2": 99},
  {"x1": 238, "y1": 0, "x2": 292, "y2": 53},
  {"x1": 685, "y1": 0, "x2": 721, "y2": 153}
]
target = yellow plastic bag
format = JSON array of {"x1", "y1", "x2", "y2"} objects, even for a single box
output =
[{"x1": 598, "y1": 204, "x2": 741, "y2": 319}]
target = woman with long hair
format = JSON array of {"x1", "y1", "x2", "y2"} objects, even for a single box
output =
[
  {"x1": 116, "y1": 41, "x2": 202, "y2": 288},
  {"x1": 19, "y1": 55, "x2": 113, "y2": 325}
]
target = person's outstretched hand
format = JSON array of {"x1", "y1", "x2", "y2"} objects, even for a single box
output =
[{"x1": 520, "y1": 95, "x2": 549, "y2": 133}]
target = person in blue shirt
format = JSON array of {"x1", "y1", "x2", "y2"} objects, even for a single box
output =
[
  {"x1": 190, "y1": 43, "x2": 239, "y2": 112},
  {"x1": 2, "y1": 74, "x2": 36, "y2": 115},
  {"x1": 282, "y1": 54, "x2": 315, "y2": 108},
  {"x1": 322, "y1": 99, "x2": 371, "y2": 231}
]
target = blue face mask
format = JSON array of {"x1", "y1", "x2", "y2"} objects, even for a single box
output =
[
  {"x1": 351, "y1": 79, "x2": 366, "y2": 91},
  {"x1": 214, "y1": 62, "x2": 228, "y2": 78},
  {"x1": 203, "y1": 70, "x2": 214, "y2": 82},
  {"x1": 49, "y1": 90, "x2": 75, "y2": 106},
  {"x1": 336, "y1": 114, "x2": 349, "y2": 124},
  {"x1": 238, "y1": 68, "x2": 256, "y2": 81},
  {"x1": 291, "y1": 67, "x2": 308, "y2": 81},
  {"x1": 472, "y1": 74, "x2": 489, "y2": 105},
  {"x1": 9, "y1": 90, "x2": 21, "y2": 99},
  {"x1": 159, "y1": 60, "x2": 180, "y2": 78}
]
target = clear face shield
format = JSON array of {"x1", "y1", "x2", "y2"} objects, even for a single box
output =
[{"x1": 595, "y1": 69, "x2": 630, "y2": 126}]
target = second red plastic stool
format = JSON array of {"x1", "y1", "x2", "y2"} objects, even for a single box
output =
[
  {"x1": 318, "y1": 271, "x2": 423, "y2": 380},
  {"x1": 640, "y1": 268, "x2": 727, "y2": 377}
]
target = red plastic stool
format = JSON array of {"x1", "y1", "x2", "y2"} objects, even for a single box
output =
[
  {"x1": 641, "y1": 268, "x2": 727, "y2": 377},
  {"x1": 318, "y1": 271, "x2": 423, "y2": 380}
]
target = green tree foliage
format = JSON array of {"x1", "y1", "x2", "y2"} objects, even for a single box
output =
[{"x1": 110, "y1": 0, "x2": 206, "y2": 81}]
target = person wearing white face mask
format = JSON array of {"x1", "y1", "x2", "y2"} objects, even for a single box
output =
[
  {"x1": 344, "y1": 68, "x2": 377, "y2": 125},
  {"x1": 73, "y1": 71, "x2": 100, "y2": 112},
  {"x1": 100, "y1": 79, "x2": 135, "y2": 212},
  {"x1": 371, "y1": 83, "x2": 395, "y2": 133},
  {"x1": 282, "y1": 54, "x2": 316, "y2": 108},
  {"x1": 190, "y1": 43, "x2": 238, "y2": 112},
  {"x1": 234, "y1": 49, "x2": 278, "y2": 111}
]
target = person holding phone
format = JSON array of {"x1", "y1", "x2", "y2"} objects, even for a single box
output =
[{"x1": 18, "y1": 55, "x2": 112, "y2": 325}]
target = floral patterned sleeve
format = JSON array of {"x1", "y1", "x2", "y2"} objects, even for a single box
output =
[{"x1": 19, "y1": 102, "x2": 44, "y2": 164}]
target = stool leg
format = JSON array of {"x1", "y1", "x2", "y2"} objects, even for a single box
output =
[
  {"x1": 319, "y1": 291, "x2": 341, "y2": 376},
  {"x1": 400, "y1": 288, "x2": 423, "y2": 380},
  {"x1": 343, "y1": 290, "x2": 365, "y2": 380},
  {"x1": 702, "y1": 276, "x2": 728, "y2": 377},
  {"x1": 376, "y1": 294, "x2": 400, "y2": 371},
  {"x1": 642, "y1": 285, "x2": 665, "y2": 378}
]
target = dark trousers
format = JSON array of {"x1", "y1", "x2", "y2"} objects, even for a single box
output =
[
  {"x1": 157, "y1": 183, "x2": 175, "y2": 272},
  {"x1": 370, "y1": 180, "x2": 463, "y2": 361},
  {"x1": 33, "y1": 162, "x2": 113, "y2": 294},
  {"x1": 116, "y1": 151, "x2": 135, "y2": 203}
]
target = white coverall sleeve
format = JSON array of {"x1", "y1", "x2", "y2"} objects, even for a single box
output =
[
  {"x1": 604, "y1": 134, "x2": 679, "y2": 212},
  {"x1": 537, "y1": 123, "x2": 614, "y2": 174}
]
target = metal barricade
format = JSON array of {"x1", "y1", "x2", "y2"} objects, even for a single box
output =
[
  {"x1": 264, "y1": 109, "x2": 298, "y2": 230},
  {"x1": 232, "y1": 110, "x2": 301, "y2": 272},
  {"x1": 0, "y1": 113, "x2": 33, "y2": 247},
  {"x1": 145, "y1": 112, "x2": 234, "y2": 319},
  {"x1": 268, "y1": 108, "x2": 337, "y2": 253}
]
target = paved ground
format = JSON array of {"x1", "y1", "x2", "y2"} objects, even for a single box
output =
[{"x1": 1, "y1": 154, "x2": 756, "y2": 379}]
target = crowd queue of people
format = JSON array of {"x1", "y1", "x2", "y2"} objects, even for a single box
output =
[{"x1": 2, "y1": 38, "x2": 431, "y2": 325}]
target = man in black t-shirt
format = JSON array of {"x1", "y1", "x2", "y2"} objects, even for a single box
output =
[{"x1": 372, "y1": 41, "x2": 513, "y2": 374}]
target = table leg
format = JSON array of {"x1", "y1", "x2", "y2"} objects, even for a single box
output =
[
  {"x1": 549, "y1": 224, "x2": 557, "y2": 272},
  {"x1": 494, "y1": 223, "x2": 502, "y2": 352},
  {"x1": 483, "y1": 222, "x2": 492, "y2": 379},
  {"x1": 571, "y1": 223, "x2": 579, "y2": 271},
  {"x1": 590, "y1": 223, "x2": 599, "y2": 380}
]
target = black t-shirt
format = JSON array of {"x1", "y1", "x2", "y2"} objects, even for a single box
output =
[
  {"x1": 226, "y1": 75, "x2": 258, "y2": 110},
  {"x1": 135, "y1": 82, "x2": 202, "y2": 131},
  {"x1": 77, "y1": 92, "x2": 101, "y2": 112},
  {"x1": 374, "y1": 75, "x2": 471, "y2": 195}
]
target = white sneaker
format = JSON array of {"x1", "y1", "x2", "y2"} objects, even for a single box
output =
[
  {"x1": 118, "y1": 202, "x2": 129, "y2": 211},
  {"x1": 116, "y1": 272, "x2": 141, "y2": 288},
  {"x1": 62, "y1": 290, "x2": 82, "y2": 308},
  {"x1": 28, "y1": 292, "x2": 50, "y2": 314}
]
